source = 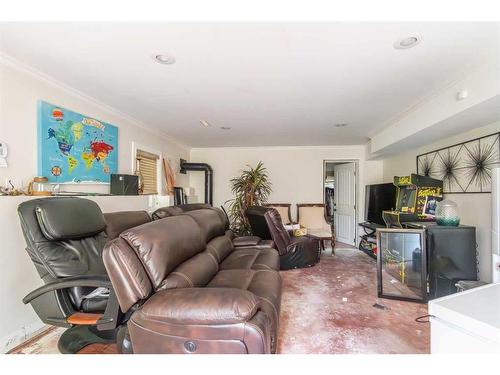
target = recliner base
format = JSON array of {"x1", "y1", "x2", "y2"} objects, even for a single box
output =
[
  {"x1": 57, "y1": 325, "x2": 117, "y2": 354},
  {"x1": 279, "y1": 245, "x2": 320, "y2": 270}
]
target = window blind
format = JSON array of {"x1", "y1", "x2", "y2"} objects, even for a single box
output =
[{"x1": 136, "y1": 149, "x2": 159, "y2": 194}]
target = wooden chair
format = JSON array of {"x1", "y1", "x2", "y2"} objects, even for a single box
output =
[
  {"x1": 264, "y1": 203, "x2": 293, "y2": 224},
  {"x1": 296, "y1": 203, "x2": 336, "y2": 255}
]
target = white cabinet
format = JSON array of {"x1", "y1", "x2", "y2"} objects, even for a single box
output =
[{"x1": 429, "y1": 283, "x2": 500, "y2": 353}]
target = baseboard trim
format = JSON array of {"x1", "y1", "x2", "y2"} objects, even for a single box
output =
[{"x1": 1, "y1": 321, "x2": 47, "y2": 353}]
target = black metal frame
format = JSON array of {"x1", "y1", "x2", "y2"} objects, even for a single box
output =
[
  {"x1": 416, "y1": 132, "x2": 500, "y2": 194},
  {"x1": 376, "y1": 228, "x2": 428, "y2": 303}
]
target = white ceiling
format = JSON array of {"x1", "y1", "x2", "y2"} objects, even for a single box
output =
[{"x1": 1, "y1": 22, "x2": 499, "y2": 147}]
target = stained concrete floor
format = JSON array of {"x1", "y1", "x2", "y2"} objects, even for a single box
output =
[
  {"x1": 276, "y1": 247, "x2": 429, "y2": 354},
  {"x1": 10, "y1": 246, "x2": 429, "y2": 354}
]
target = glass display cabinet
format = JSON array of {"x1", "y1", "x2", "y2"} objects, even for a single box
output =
[{"x1": 376, "y1": 228, "x2": 427, "y2": 302}]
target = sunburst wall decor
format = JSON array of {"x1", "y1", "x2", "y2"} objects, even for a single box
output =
[{"x1": 416, "y1": 132, "x2": 500, "y2": 193}]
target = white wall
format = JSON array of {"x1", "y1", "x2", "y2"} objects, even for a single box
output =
[
  {"x1": 0, "y1": 60, "x2": 190, "y2": 352},
  {"x1": 382, "y1": 120, "x2": 500, "y2": 282},
  {"x1": 0, "y1": 59, "x2": 190, "y2": 193},
  {"x1": 189, "y1": 145, "x2": 384, "y2": 231},
  {"x1": 370, "y1": 62, "x2": 500, "y2": 155}
]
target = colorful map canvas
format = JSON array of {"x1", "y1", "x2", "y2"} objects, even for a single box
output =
[{"x1": 38, "y1": 101, "x2": 118, "y2": 183}]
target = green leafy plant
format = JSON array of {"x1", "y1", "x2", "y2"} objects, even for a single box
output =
[{"x1": 226, "y1": 161, "x2": 272, "y2": 235}]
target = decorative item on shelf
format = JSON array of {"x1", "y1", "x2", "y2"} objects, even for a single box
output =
[
  {"x1": 162, "y1": 158, "x2": 176, "y2": 195},
  {"x1": 0, "y1": 179, "x2": 24, "y2": 196},
  {"x1": 134, "y1": 159, "x2": 144, "y2": 195},
  {"x1": 435, "y1": 199, "x2": 460, "y2": 226},
  {"x1": 27, "y1": 176, "x2": 53, "y2": 196}
]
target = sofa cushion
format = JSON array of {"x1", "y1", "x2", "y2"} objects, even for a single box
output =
[
  {"x1": 206, "y1": 236, "x2": 233, "y2": 263},
  {"x1": 208, "y1": 269, "x2": 281, "y2": 352},
  {"x1": 104, "y1": 210, "x2": 151, "y2": 240},
  {"x1": 160, "y1": 251, "x2": 219, "y2": 289},
  {"x1": 183, "y1": 209, "x2": 226, "y2": 243},
  {"x1": 220, "y1": 248, "x2": 280, "y2": 271},
  {"x1": 136, "y1": 287, "x2": 260, "y2": 325},
  {"x1": 232, "y1": 236, "x2": 261, "y2": 247},
  {"x1": 151, "y1": 206, "x2": 184, "y2": 220},
  {"x1": 120, "y1": 215, "x2": 205, "y2": 288}
]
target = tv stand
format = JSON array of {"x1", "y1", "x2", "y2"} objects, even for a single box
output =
[{"x1": 358, "y1": 221, "x2": 384, "y2": 259}]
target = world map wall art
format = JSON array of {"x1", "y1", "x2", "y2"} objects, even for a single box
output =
[
  {"x1": 37, "y1": 101, "x2": 118, "y2": 183},
  {"x1": 417, "y1": 132, "x2": 500, "y2": 193}
]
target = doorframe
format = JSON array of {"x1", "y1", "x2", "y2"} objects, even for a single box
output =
[{"x1": 323, "y1": 159, "x2": 360, "y2": 247}]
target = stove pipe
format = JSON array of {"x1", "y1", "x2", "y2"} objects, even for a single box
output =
[{"x1": 180, "y1": 160, "x2": 213, "y2": 206}]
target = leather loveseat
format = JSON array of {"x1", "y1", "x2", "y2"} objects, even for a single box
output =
[{"x1": 103, "y1": 207, "x2": 282, "y2": 353}]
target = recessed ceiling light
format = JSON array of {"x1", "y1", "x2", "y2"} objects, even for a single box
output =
[
  {"x1": 153, "y1": 54, "x2": 176, "y2": 64},
  {"x1": 334, "y1": 123, "x2": 349, "y2": 128},
  {"x1": 394, "y1": 36, "x2": 421, "y2": 50},
  {"x1": 219, "y1": 126, "x2": 232, "y2": 130},
  {"x1": 200, "y1": 120, "x2": 211, "y2": 128}
]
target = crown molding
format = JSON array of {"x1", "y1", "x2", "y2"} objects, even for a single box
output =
[
  {"x1": 190, "y1": 144, "x2": 365, "y2": 152},
  {"x1": 0, "y1": 52, "x2": 191, "y2": 151}
]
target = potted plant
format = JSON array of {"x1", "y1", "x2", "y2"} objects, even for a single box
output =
[{"x1": 226, "y1": 161, "x2": 272, "y2": 235}]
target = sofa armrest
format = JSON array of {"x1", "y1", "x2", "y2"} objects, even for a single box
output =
[
  {"x1": 138, "y1": 288, "x2": 261, "y2": 325},
  {"x1": 233, "y1": 236, "x2": 261, "y2": 247}
]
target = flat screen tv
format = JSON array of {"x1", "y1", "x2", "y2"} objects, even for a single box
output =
[{"x1": 365, "y1": 183, "x2": 397, "y2": 226}]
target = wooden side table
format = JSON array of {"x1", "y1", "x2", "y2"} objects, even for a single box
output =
[{"x1": 307, "y1": 229, "x2": 336, "y2": 255}]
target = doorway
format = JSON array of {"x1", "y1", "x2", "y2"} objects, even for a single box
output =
[{"x1": 323, "y1": 161, "x2": 357, "y2": 247}]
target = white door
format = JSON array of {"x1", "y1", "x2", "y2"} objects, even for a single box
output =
[{"x1": 333, "y1": 162, "x2": 356, "y2": 246}]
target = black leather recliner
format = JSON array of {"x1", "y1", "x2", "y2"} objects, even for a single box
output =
[
  {"x1": 245, "y1": 206, "x2": 321, "y2": 270},
  {"x1": 17, "y1": 197, "x2": 130, "y2": 353}
]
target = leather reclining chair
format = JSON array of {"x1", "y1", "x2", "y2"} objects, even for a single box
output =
[
  {"x1": 103, "y1": 207, "x2": 282, "y2": 353},
  {"x1": 18, "y1": 198, "x2": 131, "y2": 353},
  {"x1": 153, "y1": 204, "x2": 274, "y2": 250},
  {"x1": 245, "y1": 206, "x2": 321, "y2": 270}
]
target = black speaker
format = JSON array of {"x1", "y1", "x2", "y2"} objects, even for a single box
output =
[
  {"x1": 110, "y1": 174, "x2": 139, "y2": 195},
  {"x1": 173, "y1": 186, "x2": 186, "y2": 205}
]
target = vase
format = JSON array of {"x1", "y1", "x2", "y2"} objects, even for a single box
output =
[{"x1": 435, "y1": 199, "x2": 460, "y2": 226}]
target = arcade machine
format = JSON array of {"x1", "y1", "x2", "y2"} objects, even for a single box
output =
[
  {"x1": 382, "y1": 174, "x2": 443, "y2": 228},
  {"x1": 377, "y1": 174, "x2": 475, "y2": 302}
]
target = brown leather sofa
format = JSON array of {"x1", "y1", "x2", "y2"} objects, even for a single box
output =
[
  {"x1": 245, "y1": 206, "x2": 321, "y2": 270},
  {"x1": 153, "y1": 204, "x2": 275, "y2": 250},
  {"x1": 103, "y1": 207, "x2": 282, "y2": 354}
]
